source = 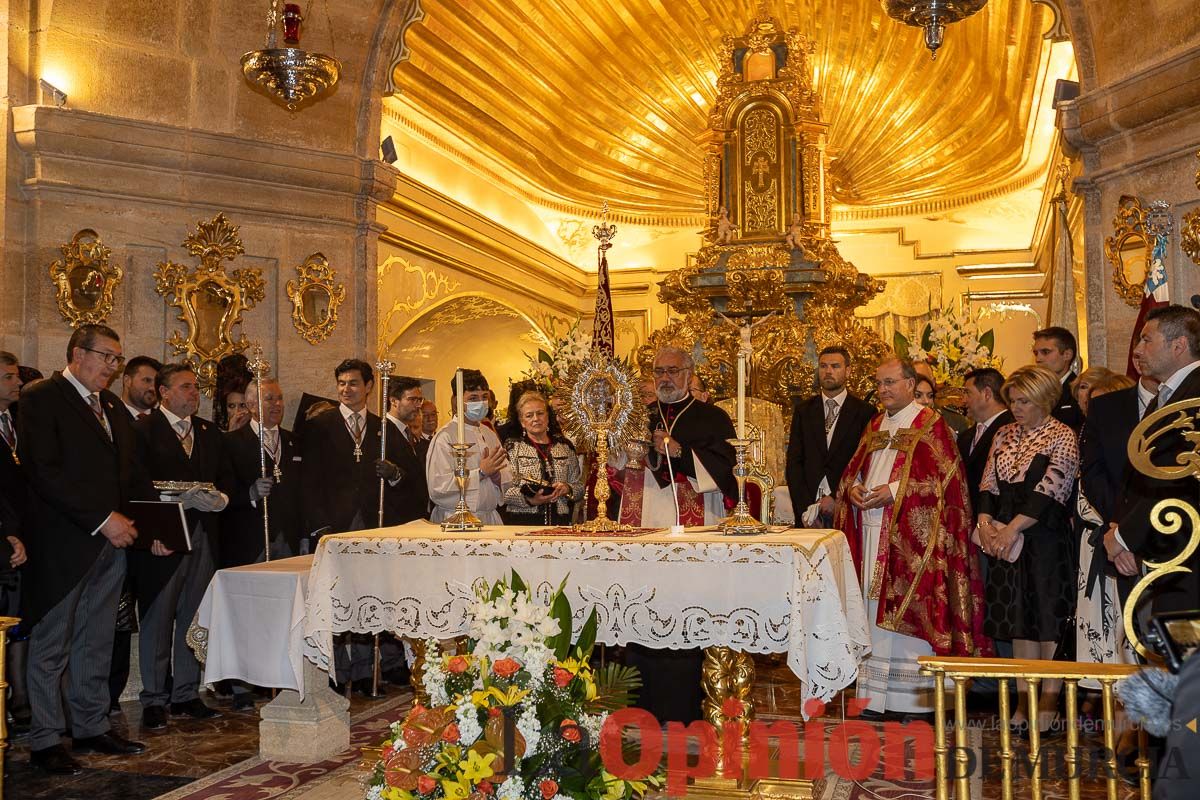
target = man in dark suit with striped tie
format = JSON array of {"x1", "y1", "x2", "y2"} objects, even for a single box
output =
[
  {"x1": 18, "y1": 325, "x2": 152, "y2": 774},
  {"x1": 381, "y1": 376, "x2": 430, "y2": 525}
]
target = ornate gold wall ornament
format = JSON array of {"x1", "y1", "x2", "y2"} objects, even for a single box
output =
[
  {"x1": 242, "y1": 0, "x2": 340, "y2": 110},
  {"x1": 1182, "y1": 208, "x2": 1200, "y2": 268},
  {"x1": 49, "y1": 229, "x2": 122, "y2": 327},
  {"x1": 286, "y1": 253, "x2": 345, "y2": 345},
  {"x1": 1103, "y1": 195, "x2": 1152, "y2": 307},
  {"x1": 153, "y1": 214, "x2": 265, "y2": 395}
]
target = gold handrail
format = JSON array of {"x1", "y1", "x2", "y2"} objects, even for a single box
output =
[
  {"x1": 0, "y1": 615, "x2": 19, "y2": 798},
  {"x1": 919, "y1": 656, "x2": 1151, "y2": 800}
]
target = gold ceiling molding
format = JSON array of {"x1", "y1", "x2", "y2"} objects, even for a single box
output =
[
  {"x1": 382, "y1": 0, "x2": 427, "y2": 97},
  {"x1": 830, "y1": 169, "x2": 1048, "y2": 222},
  {"x1": 388, "y1": 0, "x2": 1052, "y2": 221}
]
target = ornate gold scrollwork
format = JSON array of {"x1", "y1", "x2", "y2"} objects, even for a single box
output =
[
  {"x1": 49, "y1": 229, "x2": 122, "y2": 327},
  {"x1": 1182, "y1": 208, "x2": 1200, "y2": 268},
  {"x1": 153, "y1": 214, "x2": 266, "y2": 395},
  {"x1": 1124, "y1": 397, "x2": 1200, "y2": 657},
  {"x1": 286, "y1": 253, "x2": 345, "y2": 345},
  {"x1": 1103, "y1": 195, "x2": 1153, "y2": 307}
]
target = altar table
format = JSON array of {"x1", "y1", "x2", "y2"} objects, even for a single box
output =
[{"x1": 302, "y1": 521, "x2": 870, "y2": 709}]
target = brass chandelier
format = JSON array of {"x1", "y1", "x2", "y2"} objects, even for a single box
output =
[
  {"x1": 881, "y1": 0, "x2": 988, "y2": 59},
  {"x1": 242, "y1": 1, "x2": 341, "y2": 110}
]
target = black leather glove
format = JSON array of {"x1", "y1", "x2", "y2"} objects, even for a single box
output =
[{"x1": 375, "y1": 459, "x2": 403, "y2": 482}]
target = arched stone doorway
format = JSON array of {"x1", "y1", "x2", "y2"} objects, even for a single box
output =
[{"x1": 384, "y1": 293, "x2": 549, "y2": 424}]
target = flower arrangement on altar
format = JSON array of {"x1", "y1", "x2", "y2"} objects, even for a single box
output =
[
  {"x1": 895, "y1": 305, "x2": 1002, "y2": 387},
  {"x1": 523, "y1": 319, "x2": 594, "y2": 395},
  {"x1": 363, "y1": 573, "x2": 658, "y2": 800}
]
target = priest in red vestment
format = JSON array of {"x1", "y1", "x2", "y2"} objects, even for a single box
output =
[{"x1": 833, "y1": 357, "x2": 990, "y2": 717}]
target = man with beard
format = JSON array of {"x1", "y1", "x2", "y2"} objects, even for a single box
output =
[
  {"x1": 380, "y1": 376, "x2": 430, "y2": 524},
  {"x1": 119, "y1": 356, "x2": 161, "y2": 419},
  {"x1": 621, "y1": 346, "x2": 737, "y2": 724},
  {"x1": 618, "y1": 346, "x2": 736, "y2": 527},
  {"x1": 833, "y1": 357, "x2": 989, "y2": 718},
  {"x1": 785, "y1": 346, "x2": 874, "y2": 528}
]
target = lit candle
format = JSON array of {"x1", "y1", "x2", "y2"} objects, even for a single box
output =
[
  {"x1": 455, "y1": 368, "x2": 465, "y2": 444},
  {"x1": 736, "y1": 351, "x2": 746, "y2": 439}
]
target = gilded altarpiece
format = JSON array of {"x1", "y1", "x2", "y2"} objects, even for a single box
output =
[{"x1": 644, "y1": 13, "x2": 886, "y2": 408}]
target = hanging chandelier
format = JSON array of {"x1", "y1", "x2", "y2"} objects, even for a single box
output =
[
  {"x1": 242, "y1": 1, "x2": 341, "y2": 110},
  {"x1": 880, "y1": 0, "x2": 988, "y2": 59}
]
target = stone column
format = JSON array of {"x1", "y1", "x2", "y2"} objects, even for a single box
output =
[{"x1": 258, "y1": 658, "x2": 351, "y2": 763}]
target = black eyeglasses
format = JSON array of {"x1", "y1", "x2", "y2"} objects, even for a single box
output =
[{"x1": 81, "y1": 346, "x2": 126, "y2": 368}]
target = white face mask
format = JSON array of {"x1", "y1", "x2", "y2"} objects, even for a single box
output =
[{"x1": 464, "y1": 400, "x2": 489, "y2": 422}]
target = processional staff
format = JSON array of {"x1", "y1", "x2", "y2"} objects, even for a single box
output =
[
  {"x1": 376, "y1": 359, "x2": 395, "y2": 528},
  {"x1": 248, "y1": 346, "x2": 272, "y2": 562}
]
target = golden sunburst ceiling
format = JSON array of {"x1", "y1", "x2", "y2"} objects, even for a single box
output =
[{"x1": 390, "y1": 0, "x2": 1055, "y2": 225}]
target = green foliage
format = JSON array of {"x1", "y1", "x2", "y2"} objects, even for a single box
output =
[
  {"x1": 893, "y1": 330, "x2": 911, "y2": 359},
  {"x1": 588, "y1": 662, "x2": 642, "y2": 713},
  {"x1": 980, "y1": 329, "x2": 995, "y2": 354}
]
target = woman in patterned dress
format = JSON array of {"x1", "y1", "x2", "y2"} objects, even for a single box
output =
[
  {"x1": 502, "y1": 391, "x2": 583, "y2": 526},
  {"x1": 977, "y1": 365, "x2": 1080, "y2": 737}
]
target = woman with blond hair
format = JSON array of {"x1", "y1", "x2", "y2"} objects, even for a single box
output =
[
  {"x1": 1070, "y1": 366, "x2": 1114, "y2": 418},
  {"x1": 502, "y1": 391, "x2": 582, "y2": 526},
  {"x1": 977, "y1": 365, "x2": 1080, "y2": 737}
]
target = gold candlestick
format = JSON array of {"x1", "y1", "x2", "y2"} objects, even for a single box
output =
[
  {"x1": 440, "y1": 442, "x2": 483, "y2": 531},
  {"x1": 575, "y1": 424, "x2": 628, "y2": 533},
  {"x1": 719, "y1": 438, "x2": 766, "y2": 535}
]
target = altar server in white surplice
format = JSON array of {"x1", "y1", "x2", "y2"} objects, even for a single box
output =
[{"x1": 426, "y1": 368, "x2": 513, "y2": 525}]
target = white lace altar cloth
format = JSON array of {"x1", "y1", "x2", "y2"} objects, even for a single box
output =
[{"x1": 302, "y1": 521, "x2": 869, "y2": 708}]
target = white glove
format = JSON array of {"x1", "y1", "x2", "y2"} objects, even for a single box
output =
[
  {"x1": 180, "y1": 486, "x2": 227, "y2": 512},
  {"x1": 801, "y1": 502, "x2": 822, "y2": 528}
]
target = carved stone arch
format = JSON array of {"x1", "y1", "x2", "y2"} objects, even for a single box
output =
[{"x1": 1052, "y1": 0, "x2": 1098, "y2": 90}]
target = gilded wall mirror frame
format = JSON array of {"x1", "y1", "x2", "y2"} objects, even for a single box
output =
[
  {"x1": 49, "y1": 229, "x2": 123, "y2": 327},
  {"x1": 153, "y1": 213, "x2": 266, "y2": 395},
  {"x1": 1183, "y1": 207, "x2": 1200, "y2": 268},
  {"x1": 286, "y1": 253, "x2": 345, "y2": 345},
  {"x1": 1104, "y1": 195, "x2": 1153, "y2": 307}
]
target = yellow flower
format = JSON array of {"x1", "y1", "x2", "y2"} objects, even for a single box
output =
[
  {"x1": 440, "y1": 780, "x2": 470, "y2": 800},
  {"x1": 382, "y1": 788, "x2": 414, "y2": 800},
  {"x1": 458, "y1": 749, "x2": 497, "y2": 783}
]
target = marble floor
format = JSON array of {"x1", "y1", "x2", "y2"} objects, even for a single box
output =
[{"x1": 5, "y1": 656, "x2": 1148, "y2": 800}]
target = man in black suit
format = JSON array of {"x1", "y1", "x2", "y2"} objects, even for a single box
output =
[
  {"x1": 130, "y1": 363, "x2": 230, "y2": 730},
  {"x1": 785, "y1": 346, "x2": 874, "y2": 527},
  {"x1": 1033, "y1": 326, "x2": 1084, "y2": 431},
  {"x1": 1105, "y1": 305, "x2": 1200, "y2": 613},
  {"x1": 380, "y1": 376, "x2": 430, "y2": 525},
  {"x1": 120, "y1": 356, "x2": 161, "y2": 419},
  {"x1": 0, "y1": 350, "x2": 30, "y2": 732},
  {"x1": 957, "y1": 368, "x2": 1012, "y2": 511},
  {"x1": 18, "y1": 324, "x2": 150, "y2": 774},
  {"x1": 223, "y1": 376, "x2": 302, "y2": 565},
  {"x1": 301, "y1": 359, "x2": 388, "y2": 539},
  {"x1": 301, "y1": 359, "x2": 393, "y2": 692}
]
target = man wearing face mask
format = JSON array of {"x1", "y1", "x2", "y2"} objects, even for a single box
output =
[{"x1": 426, "y1": 368, "x2": 512, "y2": 525}]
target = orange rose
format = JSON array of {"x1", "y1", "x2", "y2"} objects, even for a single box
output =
[
  {"x1": 442, "y1": 723, "x2": 460, "y2": 742},
  {"x1": 417, "y1": 774, "x2": 438, "y2": 794},
  {"x1": 552, "y1": 667, "x2": 573, "y2": 688},
  {"x1": 560, "y1": 719, "x2": 581, "y2": 743},
  {"x1": 539, "y1": 778, "x2": 559, "y2": 799},
  {"x1": 492, "y1": 658, "x2": 521, "y2": 678},
  {"x1": 477, "y1": 779, "x2": 494, "y2": 795},
  {"x1": 447, "y1": 655, "x2": 470, "y2": 674}
]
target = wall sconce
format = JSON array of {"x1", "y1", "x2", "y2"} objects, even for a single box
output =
[{"x1": 39, "y1": 79, "x2": 67, "y2": 108}]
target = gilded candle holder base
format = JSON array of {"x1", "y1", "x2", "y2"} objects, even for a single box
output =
[
  {"x1": 441, "y1": 442, "x2": 483, "y2": 532},
  {"x1": 718, "y1": 438, "x2": 767, "y2": 536},
  {"x1": 574, "y1": 424, "x2": 632, "y2": 534}
]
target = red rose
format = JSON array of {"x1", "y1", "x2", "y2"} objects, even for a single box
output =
[
  {"x1": 447, "y1": 656, "x2": 470, "y2": 674},
  {"x1": 552, "y1": 667, "x2": 573, "y2": 688},
  {"x1": 722, "y1": 697, "x2": 745, "y2": 719},
  {"x1": 417, "y1": 774, "x2": 438, "y2": 794},
  {"x1": 477, "y1": 780, "x2": 494, "y2": 795},
  {"x1": 442, "y1": 723, "x2": 460, "y2": 742},
  {"x1": 488, "y1": 706, "x2": 503, "y2": 718},
  {"x1": 492, "y1": 658, "x2": 521, "y2": 678},
  {"x1": 539, "y1": 778, "x2": 559, "y2": 799},
  {"x1": 560, "y1": 719, "x2": 581, "y2": 743}
]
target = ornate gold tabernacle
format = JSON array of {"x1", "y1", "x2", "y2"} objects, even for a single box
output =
[
  {"x1": 641, "y1": 12, "x2": 887, "y2": 407},
  {"x1": 153, "y1": 214, "x2": 266, "y2": 395}
]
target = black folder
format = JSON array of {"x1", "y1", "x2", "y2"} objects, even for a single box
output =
[{"x1": 128, "y1": 500, "x2": 192, "y2": 553}]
